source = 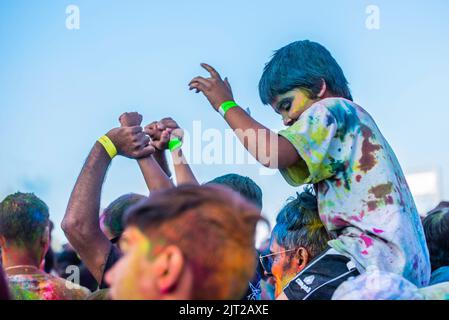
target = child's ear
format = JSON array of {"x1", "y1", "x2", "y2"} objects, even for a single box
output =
[
  {"x1": 155, "y1": 245, "x2": 185, "y2": 295},
  {"x1": 317, "y1": 79, "x2": 327, "y2": 98},
  {"x1": 295, "y1": 247, "x2": 309, "y2": 272}
]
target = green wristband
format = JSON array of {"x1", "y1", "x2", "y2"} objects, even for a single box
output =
[
  {"x1": 168, "y1": 138, "x2": 183, "y2": 152},
  {"x1": 218, "y1": 101, "x2": 238, "y2": 117}
]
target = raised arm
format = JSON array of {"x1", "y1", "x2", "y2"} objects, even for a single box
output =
[
  {"x1": 120, "y1": 113, "x2": 174, "y2": 192},
  {"x1": 189, "y1": 63, "x2": 300, "y2": 169},
  {"x1": 61, "y1": 125, "x2": 154, "y2": 284},
  {"x1": 145, "y1": 118, "x2": 199, "y2": 186}
]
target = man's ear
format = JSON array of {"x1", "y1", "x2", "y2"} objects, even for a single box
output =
[
  {"x1": 295, "y1": 247, "x2": 309, "y2": 272},
  {"x1": 317, "y1": 79, "x2": 327, "y2": 98},
  {"x1": 40, "y1": 226, "x2": 50, "y2": 254},
  {"x1": 154, "y1": 245, "x2": 185, "y2": 295}
]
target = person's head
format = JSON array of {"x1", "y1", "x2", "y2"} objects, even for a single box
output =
[
  {"x1": 0, "y1": 192, "x2": 50, "y2": 266},
  {"x1": 262, "y1": 188, "x2": 330, "y2": 297},
  {"x1": 100, "y1": 193, "x2": 146, "y2": 242},
  {"x1": 206, "y1": 174, "x2": 263, "y2": 210},
  {"x1": 423, "y1": 204, "x2": 449, "y2": 272},
  {"x1": 259, "y1": 40, "x2": 352, "y2": 126},
  {"x1": 105, "y1": 184, "x2": 262, "y2": 300}
]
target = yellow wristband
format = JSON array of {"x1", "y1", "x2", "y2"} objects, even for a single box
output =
[{"x1": 98, "y1": 135, "x2": 118, "y2": 159}]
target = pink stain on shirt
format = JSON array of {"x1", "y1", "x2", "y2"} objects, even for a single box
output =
[{"x1": 360, "y1": 234, "x2": 374, "y2": 248}]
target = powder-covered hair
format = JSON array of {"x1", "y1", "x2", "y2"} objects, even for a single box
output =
[
  {"x1": 100, "y1": 193, "x2": 146, "y2": 240},
  {"x1": 259, "y1": 40, "x2": 353, "y2": 105},
  {"x1": 124, "y1": 184, "x2": 262, "y2": 300},
  {"x1": 206, "y1": 174, "x2": 263, "y2": 210},
  {"x1": 272, "y1": 188, "x2": 330, "y2": 260},
  {"x1": 423, "y1": 205, "x2": 449, "y2": 271},
  {"x1": 0, "y1": 192, "x2": 49, "y2": 247}
]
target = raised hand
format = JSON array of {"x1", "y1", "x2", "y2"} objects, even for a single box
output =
[
  {"x1": 106, "y1": 126, "x2": 154, "y2": 159},
  {"x1": 145, "y1": 117, "x2": 183, "y2": 150},
  {"x1": 189, "y1": 63, "x2": 234, "y2": 110},
  {"x1": 119, "y1": 112, "x2": 142, "y2": 127}
]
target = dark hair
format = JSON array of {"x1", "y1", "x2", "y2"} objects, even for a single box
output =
[
  {"x1": 272, "y1": 188, "x2": 330, "y2": 260},
  {"x1": 259, "y1": 40, "x2": 352, "y2": 105},
  {"x1": 0, "y1": 192, "x2": 49, "y2": 246},
  {"x1": 124, "y1": 184, "x2": 262, "y2": 300},
  {"x1": 101, "y1": 193, "x2": 146, "y2": 239},
  {"x1": 205, "y1": 174, "x2": 263, "y2": 209},
  {"x1": 423, "y1": 205, "x2": 449, "y2": 271}
]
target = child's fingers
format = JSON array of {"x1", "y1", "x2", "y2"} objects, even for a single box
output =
[
  {"x1": 200, "y1": 63, "x2": 221, "y2": 80},
  {"x1": 224, "y1": 77, "x2": 232, "y2": 91},
  {"x1": 189, "y1": 82, "x2": 207, "y2": 93},
  {"x1": 189, "y1": 77, "x2": 211, "y2": 89}
]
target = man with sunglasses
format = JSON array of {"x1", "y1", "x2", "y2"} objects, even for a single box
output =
[{"x1": 260, "y1": 189, "x2": 358, "y2": 299}]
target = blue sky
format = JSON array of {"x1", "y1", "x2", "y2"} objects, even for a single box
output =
[{"x1": 1, "y1": 0, "x2": 448, "y2": 244}]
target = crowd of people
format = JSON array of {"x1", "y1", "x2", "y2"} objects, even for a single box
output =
[{"x1": 1, "y1": 40, "x2": 449, "y2": 300}]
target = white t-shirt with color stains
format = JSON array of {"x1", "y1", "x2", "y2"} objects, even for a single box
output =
[{"x1": 278, "y1": 98, "x2": 430, "y2": 287}]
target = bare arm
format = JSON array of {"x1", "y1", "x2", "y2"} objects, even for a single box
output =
[
  {"x1": 62, "y1": 125, "x2": 154, "y2": 284},
  {"x1": 62, "y1": 142, "x2": 113, "y2": 284},
  {"x1": 171, "y1": 147, "x2": 199, "y2": 185},
  {"x1": 137, "y1": 156, "x2": 174, "y2": 190},
  {"x1": 189, "y1": 63, "x2": 301, "y2": 169},
  {"x1": 152, "y1": 149, "x2": 172, "y2": 178}
]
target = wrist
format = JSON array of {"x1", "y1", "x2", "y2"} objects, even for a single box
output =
[
  {"x1": 92, "y1": 141, "x2": 113, "y2": 168},
  {"x1": 168, "y1": 137, "x2": 183, "y2": 152},
  {"x1": 98, "y1": 135, "x2": 118, "y2": 159},
  {"x1": 217, "y1": 101, "x2": 239, "y2": 117}
]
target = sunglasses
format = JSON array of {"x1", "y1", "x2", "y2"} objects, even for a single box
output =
[{"x1": 259, "y1": 249, "x2": 297, "y2": 276}]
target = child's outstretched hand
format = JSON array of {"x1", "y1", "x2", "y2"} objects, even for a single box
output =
[{"x1": 189, "y1": 63, "x2": 234, "y2": 111}]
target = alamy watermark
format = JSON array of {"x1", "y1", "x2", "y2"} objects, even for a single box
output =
[
  {"x1": 66, "y1": 5, "x2": 80, "y2": 30},
  {"x1": 172, "y1": 121, "x2": 280, "y2": 176},
  {"x1": 365, "y1": 5, "x2": 380, "y2": 30}
]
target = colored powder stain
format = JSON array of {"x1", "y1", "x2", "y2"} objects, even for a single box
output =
[
  {"x1": 356, "y1": 175, "x2": 362, "y2": 183},
  {"x1": 369, "y1": 182, "x2": 393, "y2": 199},
  {"x1": 412, "y1": 256, "x2": 419, "y2": 270},
  {"x1": 329, "y1": 159, "x2": 351, "y2": 190},
  {"x1": 330, "y1": 215, "x2": 348, "y2": 228},
  {"x1": 385, "y1": 195, "x2": 394, "y2": 205},
  {"x1": 367, "y1": 200, "x2": 378, "y2": 211},
  {"x1": 360, "y1": 234, "x2": 374, "y2": 248},
  {"x1": 361, "y1": 250, "x2": 369, "y2": 255},
  {"x1": 359, "y1": 210, "x2": 366, "y2": 220},
  {"x1": 373, "y1": 228, "x2": 384, "y2": 234},
  {"x1": 327, "y1": 102, "x2": 358, "y2": 142},
  {"x1": 357, "y1": 126, "x2": 381, "y2": 173},
  {"x1": 310, "y1": 125, "x2": 330, "y2": 146},
  {"x1": 349, "y1": 215, "x2": 362, "y2": 222}
]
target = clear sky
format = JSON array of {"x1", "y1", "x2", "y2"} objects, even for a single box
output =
[{"x1": 1, "y1": 0, "x2": 449, "y2": 245}]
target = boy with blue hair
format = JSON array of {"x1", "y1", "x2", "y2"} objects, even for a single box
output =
[{"x1": 189, "y1": 40, "x2": 430, "y2": 299}]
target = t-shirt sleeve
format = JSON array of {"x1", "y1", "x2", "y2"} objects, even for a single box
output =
[{"x1": 278, "y1": 104, "x2": 339, "y2": 186}]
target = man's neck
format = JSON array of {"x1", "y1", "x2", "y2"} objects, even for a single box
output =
[{"x1": 1, "y1": 246, "x2": 43, "y2": 271}]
